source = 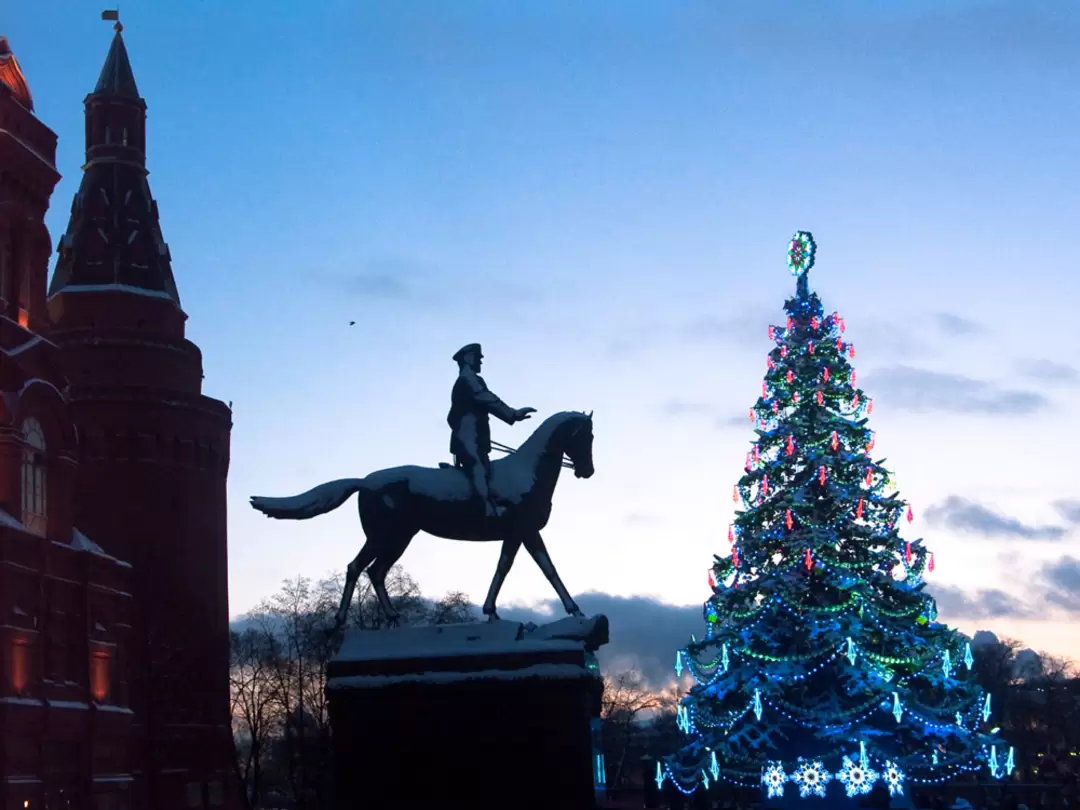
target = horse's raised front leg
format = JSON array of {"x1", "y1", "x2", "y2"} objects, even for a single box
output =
[
  {"x1": 483, "y1": 537, "x2": 522, "y2": 621},
  {"x1": 522, "y1": 531, "x2": 582, "y2": 617}
]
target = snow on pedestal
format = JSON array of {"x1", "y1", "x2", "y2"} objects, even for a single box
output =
[{"x1": 327, "y1": 615, "x2": 609, "y2": 810}]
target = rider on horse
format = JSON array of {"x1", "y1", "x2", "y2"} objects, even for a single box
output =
[{"x1": 447, "y1": 343, "x2": 536, "y2": 517}]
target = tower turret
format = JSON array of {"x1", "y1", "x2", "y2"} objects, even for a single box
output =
[{"x1": 43, "y1": 23, "x2": 234, "y2": 810}]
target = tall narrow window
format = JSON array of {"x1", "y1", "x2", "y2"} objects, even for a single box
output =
[
  {"x1": 20, "y1": 417, "x2": 46, "y2": 535},
  {"x1": 90, "y1": 651, "x2": 111, "y2": 702},
  {"x1": 11, "y1": 640, "x2": 29, "y2": 693}
]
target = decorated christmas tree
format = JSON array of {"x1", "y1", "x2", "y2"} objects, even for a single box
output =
[{"x1": 659, "y1": 233, "x2": 1013, "y2": 804}]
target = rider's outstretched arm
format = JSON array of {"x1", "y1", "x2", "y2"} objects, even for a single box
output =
[{"x1": 466, "y1": 374, "x2": 519, "y2": 425}]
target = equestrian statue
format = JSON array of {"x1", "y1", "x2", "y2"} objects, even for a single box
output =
[{"x1": 250, "y1": 343, "x2": 595, "y2": 634}]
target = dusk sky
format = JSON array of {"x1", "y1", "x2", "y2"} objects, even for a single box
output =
[{"x1": 9, "y1": 0, "x2": 1080, "y2": 679}]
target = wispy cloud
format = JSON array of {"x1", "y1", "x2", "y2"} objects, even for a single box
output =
[
  {"x1": 864, "y1": 366, "x2": 1049, "y2": 415},
  {"x1": 625, "y1": 512, "x2": 661, "y2": 525},
  {"x1": 1054, "y1": 500, "x2": 1080, "y2": 525},
  {"x1": 327, "y1": 257, "x2": 431, "y2": 301},
  {"x1": 1015, "y1": 358, "x2": 1079, "y2": 385},
  {"x1": 679, "y1": 308, "x2": 775, "y2": 349},
  {"x1": 321, "y1": 257, "x2": 537, "y2": 308},
  {"x1": 1040, "y1": 556, "x2": 1080, "y2": 614},
  {"x1": 716, "y1": 412, "x2": 753, "y2": 430},
  {"x1": 930, "y1": 584, "x2": 1035, "y2": 620},
  {"x1": 933, "y1": 312, "x2": 984, "y2": 336},
  {"x1": 925, "y1": 496, "x2": 1068, "y2": 540},
  {"x1": 341, "y1": 272, "x2": 414, "y2": 299},
  {"x1": 660, "y1": 399, "x2": 716, "y2": 417}
]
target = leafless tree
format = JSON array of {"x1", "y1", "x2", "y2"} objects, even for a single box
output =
[
  {"x1": 230, "y1": 628, "x2": 281, "y2": 810},
  {"x1": 243, "y1": 567, "x2": 477, "y2": 809},
  {"x1": 601, "y1": 669, "x2": 680, "y2": 788}
]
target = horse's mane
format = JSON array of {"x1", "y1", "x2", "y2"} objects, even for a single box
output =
[{"x1": 512, "y1": 411, "x2": 589, "y2": 462}]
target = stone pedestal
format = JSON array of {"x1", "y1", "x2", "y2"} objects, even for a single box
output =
[{"x1": 327, "y1": 615, "x2": 609, "y2": 810}]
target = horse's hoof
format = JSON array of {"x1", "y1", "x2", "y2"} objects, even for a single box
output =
[{"x1": 485, "y1": 612, "x2": 500, "y2": 622}]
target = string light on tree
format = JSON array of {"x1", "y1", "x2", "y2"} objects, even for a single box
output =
[{"x1": 660, "y1": 233, "x2": 1013, "y2": 801}]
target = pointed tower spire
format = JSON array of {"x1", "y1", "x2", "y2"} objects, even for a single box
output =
[
  {"x1": 94, "y1": 22, "x2": 139, "y2": 98},
  {"x1": 48, "y1": 20, "x2": 183, "y2": 325}
]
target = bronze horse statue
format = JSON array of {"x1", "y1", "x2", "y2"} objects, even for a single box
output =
[{"x1": 250, "y1": 411, "x2": 595, "y2": 632}]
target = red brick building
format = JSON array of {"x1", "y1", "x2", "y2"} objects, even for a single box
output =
[
  {"x1": 0, "y1": 35, "x2": 136, "y2": 810},
  {"x1": 2, "y1": 23, "x2": 234, "y2": 810}
]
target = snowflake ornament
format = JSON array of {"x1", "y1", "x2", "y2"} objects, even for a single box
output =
[
  {"x1": 837, "y1": 755, "x2": 879, "y2": 798},
  {"x1": 881, "y1": 761, "x2": 905, "y2": 797},
  {"x1": 792, "y1": 759, "x2": 832, "y2": 799},
  {"x1": 762, "y1": 761, "x2": 788, "y2": 799},
  {"x1": 787, "y1": 231, "x2": 817, "y2": 277}
]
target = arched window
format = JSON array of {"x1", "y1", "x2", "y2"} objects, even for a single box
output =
[{"x1": 20, "y1": 417, "x2": 46, "y2": 535}]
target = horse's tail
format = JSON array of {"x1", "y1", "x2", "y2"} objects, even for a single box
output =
[{"x1": 250, "y1": 478, "x2": 366, "y2": 521}]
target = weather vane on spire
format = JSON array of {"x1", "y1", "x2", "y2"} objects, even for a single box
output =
[
  {"x1": 787, "y1": 230, "x2": 816, "y2": 297},
  {"x1": 101, "y1": 8, "x2": 122, "y2": 33}
]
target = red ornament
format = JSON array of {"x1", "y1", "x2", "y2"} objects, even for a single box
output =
[
  {"x1": 762, "y1": 381, "x2": 768, "y2": 397},
  {"x1": 853, "y1": 393, "x2": 861, "y2": 408},
  {"x1": 905, "y1": 542, "x2": 913, "y2": 564},
  {"x1": 781, "y1": 345, "x2": 788, "y2": 358},
  {"x1": 733, "y1": 485, "x2": 739, "y2": 503},
  {"x1": 785, "y1": 509, "x2": 793, "y2": 530},
  {"x1": 772, "y1": 402, "x2": 779, "y2": 414},
  {"x1": 865, "y1": 468, "x2": 874, "y2": 486},
  {"x1": 823, "y1": 367, "x2": 831, "y2": 382},
  {"x1": 786, "y1": 435, "x2": 795, "y2": 456},
  {"x1": 811, "y1": 316, "x2": 819, "y2": 329},
  {"x1": 793, "y1": 391, "x2": 800, "y2": 403},
  {"x1": 808, "y1": 341, "x2": 815, "y2": 354},
  {"x1": 840, "y1": 318, "x2": 846, "y2": 333},
  {"x1": 745, "y1": 452, "x2": 752, "y2": 471},
  {"x1": 929, "y1": 552, "x2": 936, "y2": 572},
  {"x1": 849, "y1": 345, "x2": 856, "y2": 359},
  {"x1": 837, "y1": 338, "x2": 844, "y2": 352},
  {"x1": 733, "y1": 546, "x2": 740, "y2": 569},
  {"x1": 708, "y1": 569, "x2": 716, "y2": 588},
  {"x1": 805, "y1": 548, "x2": 813, "y2": 570},
  {"x1": 851, "y1": 369, "x2": 857, "y2": 385},
  {"x1": 907, "y1": 505, "x2": 914, "y2": 523},
  {"x1": 728, "y1": 524, "x2": 735, "y2": 543},
  {"x1": 868, "y1": 399, "x2": 874, "y2": 413},
  {"x1": 767, "y1": 357, "x2": 775, "y2": 370},
  {"x1": 831, "y1": 430, "x2": 839, "y2": 451},
  {"x1": 818, "y1": 465, "x2": 826, "y2": 486},
  {"x1": 749, "y1": 408, "x2": 755, "y2": 423},
  {"x1": 762, "y1": 475, "x2": 769, "y2": 495},
  {"x1": 856, "y1": 498, "x2": 865, "y2": 519},
  {"x1": 787, "y1": 317, "x2": 793, "y2": 330},
  {"x1": 867, "y1": 431, "x2": 876, "y2": 451},
  {"x1": 753, "y1": 445, "x2": 760, "y2": 462},
  {"x1": 787, "y1": 370, "x2": 794, "y2": 384},
  {"x1": 768, "y1": 326, "x2": 775, "y2": 340},
  {"x1": 816, "y1": 390, "x2": 824, "y2": 405}
]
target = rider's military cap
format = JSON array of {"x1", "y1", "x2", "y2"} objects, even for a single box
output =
[{"x1": 453, "y1": 343, "x2": 483, "y2": 363}]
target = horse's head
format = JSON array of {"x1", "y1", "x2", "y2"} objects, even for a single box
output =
[{"x1": 563, "y1": 411, "x2": 595, "y2": 479}]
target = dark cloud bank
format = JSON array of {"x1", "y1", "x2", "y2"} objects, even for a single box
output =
[
  {"x1": 925, "y1": 496, "x2": 1068, "y2": 540},
  {"x1": 864, "y1": 366, "x2": 1048, "y2": 416}
]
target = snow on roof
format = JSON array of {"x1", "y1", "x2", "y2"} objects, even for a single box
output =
[
  {"x1": 0, "y1": 507, "x2": 26, "y2": 530},
  {"x1": 334, "y1": 614, "x2": 608, "y2": 664},
  {"x1": 67, "y1": 528, "x2": 132, "y2": 568},
  {"x1": 328, "y1": 662, "x2": 594, "y2": 690},
  {"x1": 47, "y1": 283, "x2": 178, "y2": 303}
]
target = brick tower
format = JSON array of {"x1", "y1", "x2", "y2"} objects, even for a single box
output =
[{"x1": 44, "y1": 23, "x2": 233, "y2": 810}]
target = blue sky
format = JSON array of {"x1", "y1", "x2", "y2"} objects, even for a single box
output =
[{"x1": 9, "y1": 1, "x2": 1080, "y2": 670}]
